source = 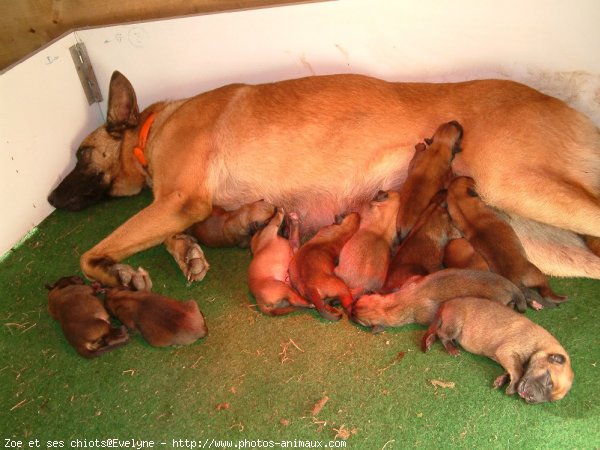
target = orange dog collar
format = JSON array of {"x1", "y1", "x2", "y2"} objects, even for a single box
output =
[{"x1": 133, "y1": 112, "x2": 157, "y2": 167}]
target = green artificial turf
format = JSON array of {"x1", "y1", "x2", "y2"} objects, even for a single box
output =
[{"x1": 1, "y1": 191, "x2": 599, "y2": 448}]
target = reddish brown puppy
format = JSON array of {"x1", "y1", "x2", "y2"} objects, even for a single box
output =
[
  {"x1": 383, "y1": 190, "x2": 458, "y2": 293},
  {"x1": 248, "y1": 208, "x2": 312, "y2": 315},
  {"x1": 352, "y1": 268, "x2": 527, "y2": 333},
  {"x1": 396, "y1": 121, "x2": 463, "y2": 239},
  {"x1": 443, "y1": 238, "x2": 490, "y2": 272},
  {"x1": 447, "y1": 176, "x2": 566, "y2": 308},
  {"x1": 105, "y1": 289, "x2": 207, "y2": 347},
  {"x1": 46, "y1": 276, "x2": 128, "y2": 358},
  {"x1": 288, "y1": 213, "x2": 360, "y2": 320},
  {"x1": 422, "y1": 297, "x2": 574, "y2": 403},
  {"x1": 335, "y1": 190, "x2": 400, "y2": 298}
]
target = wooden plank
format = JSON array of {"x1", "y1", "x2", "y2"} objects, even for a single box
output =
[{"x1": 0, "y1": 0, "x2": 311, "y2": 70}]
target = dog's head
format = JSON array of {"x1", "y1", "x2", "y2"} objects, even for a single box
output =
[
  {"x1": 45, "y1": 275, "x2": 85, "y2": 291},
  {"x1": 517, "y1": 350, "x2": 574, "y2": 403},
  {"x1": 79, "y1": 324, "x2": 130, "y2": 358},
  {"x1": 48, "y1": 71, "x2": 146, "y2": 211}
]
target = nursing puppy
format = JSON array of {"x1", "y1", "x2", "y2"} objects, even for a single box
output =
[
  {"x1": 396, "y1": 121, "x2": 462, "y2": 239},
  {"x1": 447, "y1": 176, "x2": 566, "y2": 308},
  {"x1": 46, "y1": 276, "x2": 128, "y2": 358},
  {"x1": 443, "y1": 238, "x2": 490, "y2": 272},
  {"x1": 422, "y1": 297, "x2": 574, "y2": 403},
  {"x1": 352, "y1": 268, "x2": 527, "y2": 332},
  {"x1": 248, "y1": 208, "x2": 312, "y2": 315},
  {"x1": 383, "y1": 190, "x2": 458, "y2": 293},
  {"x1": 335, "y1": 190, "x2": 400, "y2": 298},
  {"x1": 105, "y1": 289, "x2": 207, "y2": 347},
  {"x1": 188, "y1": 200, "x2": 276, "y2": 248},
  {"x1": 288, "y1": 213, "x2": 360, "y2": 320}
]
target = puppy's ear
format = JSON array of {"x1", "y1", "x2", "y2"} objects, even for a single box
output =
[
  {"x1": 415, "y1": 142, "x2": 427, "y2": 152},
  {"x1": 466, "y1": 187, "x2": 479, "y2": 198},
  {"x1": 372, "y1": 190, "x2": 389, "y2": 203},
  {"x1": 548, "y1": 354, "x2": 566, "y2": 365}
]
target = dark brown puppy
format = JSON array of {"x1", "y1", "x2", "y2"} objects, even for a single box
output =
[
  {"x1": 248, "y1": 208, "x2": 312, "y2": 315},
  {"x1": 443, "y1": 238, "x2": 490, "y2": 272},
  {"x1": 105, "y1": 289, "x2": 207, "y2": 347},
  {"x1": 188, "y1": 199, "x2": 276, "y2": 248},
  {"x1": 288, "y1": 213, "x2": 360, "y2": 320},
  {"x1": 383, "y1": 190, "x2": 458, "y2": 293},
  {"x1": 447, "y1": 176, "x2": 566, "y2": 308},
  {"x1": 335, "y1": 190, "x2": 400, "y2": 299},
  {"x1": 352, "y1": 268, "x2": 526, "y2": 332},
  {"x1": 422, "y1": 297, "x2": 574, "y2": 403},
  {"x1": 396, "y1": 121, "x2": 462, "y2": 239},
  {"x1": 46, "y1": 276, "x2": 128, "y2": 358}
]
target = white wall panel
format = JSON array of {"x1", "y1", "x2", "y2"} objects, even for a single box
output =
[{"x1": 0, "y1": 34, "x2": 103, "y2": 256}]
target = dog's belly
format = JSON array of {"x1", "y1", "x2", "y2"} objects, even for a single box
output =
[{"x1": 212, "y1": 144, "x2": 414, "y2": 232}]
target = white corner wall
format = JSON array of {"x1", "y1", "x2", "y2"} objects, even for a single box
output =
[{"x1": 2, "y1": 0, "x2": 600, "y2": 255}]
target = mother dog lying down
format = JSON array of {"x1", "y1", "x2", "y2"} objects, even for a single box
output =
[{"x1": 48, "y1": 72, "x2": 600, "y2": 288}]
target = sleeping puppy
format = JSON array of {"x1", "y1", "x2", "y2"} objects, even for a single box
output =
[
  {"x1": 248, "y1": 208, "x2": 312, "y2": 315},
  {"x1": 335, "y1": 190, "x2": 400, "y2": 298},
  {"x1": 351, "y1": 268, "x2": 527, "y2": 332},
  {"x1": 447, "y1": 176, "x2": 566, "y2": 308},
  {"x1": 46, "y1": 276, "x2": 128, "y2": 358},
  {"x1": 383, "y1": 190, "x2": 458, "y2": 293},
  {"x1": 443, "y1": 238, "x2": 490, "y2": 272},
  {"x1": 188, "y1": 200, "x2": 276, "y2": 248},
  {"x1": 288, "y1": 213, "x2": 360, "y2": 320},
  {"x1": 105, "y1": 289, "x2": 207, "y2": 347},
  {"x1": 396, "y1": 121, "x2": 463, "y2": 239},
  {"x1": 422, "y1": 296, "x2": 574, "y2": 403}
]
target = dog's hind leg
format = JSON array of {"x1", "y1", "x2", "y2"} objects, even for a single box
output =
[
  {"x1": 81, "y1": 191, "x2": 212, "y2": 289},
  {"x1": 488, "y1": 170, "x2": 600, "y2": 239},
  {"x1": 508, "y1": 214, "x2": 600, "y2": 279}
]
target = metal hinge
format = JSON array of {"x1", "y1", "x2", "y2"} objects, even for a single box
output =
[{"x1": 69, "y1": 42, "x2": 103, "y2": 105}]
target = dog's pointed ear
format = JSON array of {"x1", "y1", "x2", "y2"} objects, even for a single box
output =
[
  {"x1": 548, "y1": 353, "x2": 566, "y2": 365},
  {"x1": 106, "y1": 71, "x2": 140, "y2": 136}
]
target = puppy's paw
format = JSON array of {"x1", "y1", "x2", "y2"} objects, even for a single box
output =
[
  {"x1": 110, "y1": 264, "x2": 152, "y2": 291},
  {"x1": 493, "y1": 372, "x2": 510, "y2": 389}
]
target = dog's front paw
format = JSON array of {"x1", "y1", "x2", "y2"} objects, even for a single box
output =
[
  {"x1": 185, "y1": 242, "x2": 210, "y2": 282},
  {"x1": 165, "y1": 234, "x2": 210, "y2": 282},
  {"x1": 110, "y1": 264, "x2": 152, "y2": 291}
]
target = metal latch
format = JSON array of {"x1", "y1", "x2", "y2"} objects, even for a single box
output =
[{"x1": 69, "y1": 42, "x2": 103, "y2": 105}]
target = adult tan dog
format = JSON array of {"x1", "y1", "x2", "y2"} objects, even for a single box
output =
[
  {"x1": 422, "y1": 297, "x2": 574, "y2": 403},
  {"x1": 47, "y1": 72, "x2": 600, "y2": 288}
]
